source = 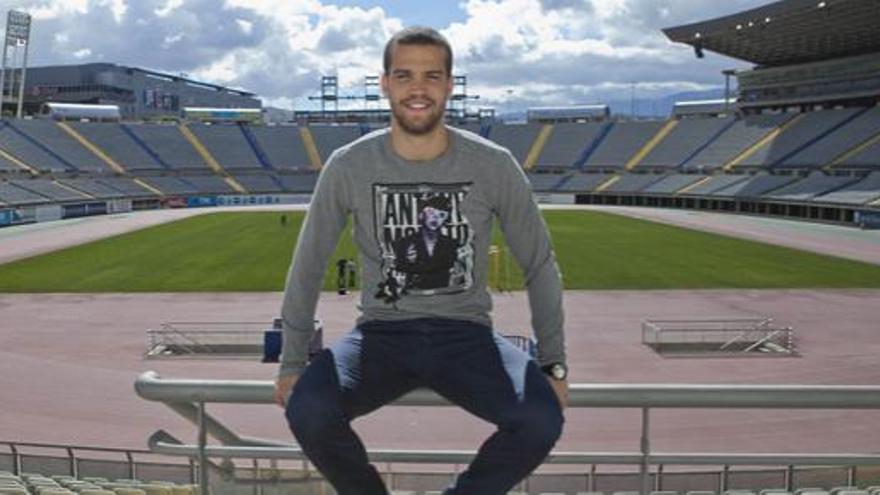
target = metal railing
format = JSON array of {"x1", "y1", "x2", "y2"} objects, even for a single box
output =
[
  {"x1": 145, "y1": 322, "x2": 270, "y2": 359},
  {"x1": 0, "y1": 440, "x2": 195, "y2": 482},
  {"x1": 641, "y1": 318, "x2": 795, "y2": 356},
  {"x1": 135, "y1": 371, "x2": 880, "y2": 495}
]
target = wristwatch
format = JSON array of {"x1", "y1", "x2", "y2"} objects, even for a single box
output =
[{"x1": 540, "y1": 362, "x2": 568, "y2": 381}]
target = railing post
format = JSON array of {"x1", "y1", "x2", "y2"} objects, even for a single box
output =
[
  {"x1": 10, "y1": 444, "x2": 20, "y2": 476},
  {"x1": 198, "y1": 401, "x2": 210, "y2": 495},
  {"x1": 189, "y1": 457, "x2": 197, "y2": 485},
  {"x1": 785, "y1": 464, "x2": 794, "y2": 492},
  {"x1": 640, "y1": 407, "x2": 651, "y2": 495},
  {"x1": 588, "y1": 463, "x2": 597, "y2": 492},
  {"x1": 252, "y1": 459, "x2": 260, "y2": 495},
  {"x1": 847, "y1": 465, "x2": 856, "y2": 487},
  {"x1": 126, "y1": 450, "x2": 136, "y2": 480},
  {"x1": 66, "y1": 447, "x2": 78, "y2": 478},
  {"x1": 720, "y1": 464, "x2": 730, "y2": 493},
  {"x1": 655, "y1": 463, "x2": 663, "y2": 491}
]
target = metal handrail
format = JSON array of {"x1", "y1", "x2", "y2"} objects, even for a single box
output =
[
  {"x1": 135, "y1": 370, "x2": 880, "y2": 408},
  {"x1": 134, "y1": 371, "x2": 880, "y2": 495}
]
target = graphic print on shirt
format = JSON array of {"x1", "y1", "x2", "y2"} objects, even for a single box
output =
[{"x1": 373, "y1": 183, "x2": 474, "y2": 303}]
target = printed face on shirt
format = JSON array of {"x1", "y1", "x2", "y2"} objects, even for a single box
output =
[
  {"x1": 381, "y1": 43, "x2": 453, "y2": 136},
  {"x1": 420, "y1": 206, "x2": 449, "y2": 232}
]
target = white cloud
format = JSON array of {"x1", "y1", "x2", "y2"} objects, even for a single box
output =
[
  {"x1": 235, "y1": 18, "x2": 253, "y2": 35},
  {"x1": 154, "y1": 0, "x2": 184, "y2": 17},
  {"x1": 0, "y1": 0, "x2": 768, "y2": 111}
]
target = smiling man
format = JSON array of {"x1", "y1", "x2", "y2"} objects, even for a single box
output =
[{"x1": 275, "y1": 26, "x2": 568, "y2": 495}]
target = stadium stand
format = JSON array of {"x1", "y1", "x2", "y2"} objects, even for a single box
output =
[
  {"x1": 97, "y1": 177, "x2": 157, "y2": 197},
  {"x1": 638, "y1": 116, "x2": 735, "y2": 169},
  {"x1": 277, "y1": 172, "x2": 319, "y2": 193},
  {"x1": 681, "y1": 114, "x2": 793, "y2": 171},
  {"x1": 0, "y1": 151, "x2": 27, "y2": 171},
  {"x1": 781, "y1": 106, "x2": 880, "y2": 168},
  {"x1": 739, "y1": 108, "x2": 865, "y2": 168},
  {"x1": 309, "y1": 125, "x2": 361, "y2": 164},
  {"x1": 230, "y1": 173, "x2": 283, "y2": 193},
  {"x1": 186, "y1": 124, "x2": 264, "y2": 171},
  {"x1": 816, "y1": 172, "x2": 880, "y2": 205},
  {"x1": 641, "y1": 173, "x2": 708, "y2": 194},
  {"x1": 0, "y1": 122, "x2": 76, "y2": 173},
  {"x1": 246, "y1": 125, "x2": 311, "y2": 170},
  {"x1": 0, "y1": 472, "x2": 197, "y2": 495},
  {"x1": 534, "y1": 122, "x2": 608, "y2": 169},
  {"x1": 180, "y1": 175, "x2": 236, "y2": 194},
  {"x1": 0, "y1": 181, "x2": 51, "y2": 205},
  {"x1": 57, "y1": 178, "x2": 128, "y2": 200},
  {"x1": 583, "y1": 120, "x2": 666, "y2": 170},
  {"x1": 764, "y1": 171, "x2": 860, "y2": 200},
  {"x1": 556, "y1": 172, "x2": 612, "y2": 192},
  {"x1": 453, "y1": 123, "x2": 483, "y2": 138},
  {"x1": 8, "y1": 121, "x2": 110, "y2": 173},
  {"x1": 487, "y1": 123, "x2": 543, "y2": 165},
  {"x1": 121, "y1": 124, "x2": 207, "y2": 170},
  {"x1": 712, "y1": 172, "x2": 799, "y2": 198},
  {"x1": 136, "y1": 176, "x2": 199, "y2": 195},
  {"x1": 526, "y1": 172, "x2": 567, "y2": 191},
  {"x1": 837, "y1": 135, "x2": 880, "y2": 169},
  {"x1": 678, "y1": 174, "x2": 751, "y2": 196},
  {"x1": 68, "y1": 123, "x2": 165, "y2": 172},
  {"x1": 10, "y1": 179, "x2": 92, "y2": 202},
  {"x1": 601, "y1": 173, "x2": 666, "y2": 193}
]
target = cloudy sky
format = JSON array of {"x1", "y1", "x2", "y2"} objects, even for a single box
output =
[{"x1": 0, "y1": 0, "x2": 771, "y2": 112}]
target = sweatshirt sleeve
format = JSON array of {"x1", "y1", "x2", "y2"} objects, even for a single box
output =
[
  {"x1": 493, "y1": 151, "x2": 566, "y2": 367},
  {"x1": 278, "y1": 153, "x2": 350, "y2": 377}
]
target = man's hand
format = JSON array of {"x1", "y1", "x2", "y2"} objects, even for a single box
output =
[
  {"x1": 547, "y1": 377, "x2": 569, "y2": 410},
  {"x1": 274, "y1": 374, "x2": 300, "y2": 408}
]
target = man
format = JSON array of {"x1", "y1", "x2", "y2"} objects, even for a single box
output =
[
  {"x1": 391, "y1": 194, "x2": 459, "y2": 291},
  {"x1": 274, "y1": 26, "x2": 567, "y2": 495}
]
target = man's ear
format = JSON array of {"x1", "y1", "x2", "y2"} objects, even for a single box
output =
[{"x1": 380, "y1": 73, "x2": 389, "y2": 98}]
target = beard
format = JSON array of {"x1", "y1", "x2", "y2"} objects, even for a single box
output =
[{"x1": 390, "y1": 97, "x2": 446, "y2": 135}]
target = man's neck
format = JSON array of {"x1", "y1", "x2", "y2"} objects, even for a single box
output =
[{"x1": 389, "y1": 123, "x2": 449, "y2": 162}]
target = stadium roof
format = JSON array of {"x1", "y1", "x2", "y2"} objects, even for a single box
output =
[{"x1": 662, "y1": 0, "x2": 880, "y2": 67}]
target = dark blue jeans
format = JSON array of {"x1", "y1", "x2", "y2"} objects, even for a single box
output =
[{"x1": 284, "y1": 318, "x2": 564, "y2": 495}]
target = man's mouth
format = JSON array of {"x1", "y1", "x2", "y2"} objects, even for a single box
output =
[{"x1": 404, "y1": 99, "x2": 433, "y2": 111}]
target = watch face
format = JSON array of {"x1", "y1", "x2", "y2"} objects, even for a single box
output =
[{"x1": 550, "y1": 363, "x2": 567, "y2": 380}]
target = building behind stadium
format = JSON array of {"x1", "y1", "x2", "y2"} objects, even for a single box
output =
[{"x1": 5, "y1": 63, "x2": 261, "y2": 120}]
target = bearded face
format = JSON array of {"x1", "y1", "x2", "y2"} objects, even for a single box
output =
[{"x1": 382, "y1": 43, "x2": 453, "y2": 136}]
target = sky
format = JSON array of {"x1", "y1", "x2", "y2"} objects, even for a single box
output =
[{"x1": 0, "y1": 0, "x2": 772, "y2": 113}]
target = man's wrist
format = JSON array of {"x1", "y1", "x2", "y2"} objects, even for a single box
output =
[{"x1": 540, "y1": 362, "x2": 568, "y2": 381}]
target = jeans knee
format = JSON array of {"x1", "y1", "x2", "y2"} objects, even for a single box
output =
[
  {"x1": 512, "y1": 402, "x2": 564, "y2": 452},
  {"x1": 285, "y1": 391, "x2": 342, "y2": 445}
]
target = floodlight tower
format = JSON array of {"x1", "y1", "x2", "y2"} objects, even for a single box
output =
[
  {"x1": 364, "y1": 75, "x2": 380, "y2": 109},
  {"x1": 0, "y1": 10, "x2": 32, "y2": 118},
  {"x1": 449, "y1": 75, "x2": 479, "y2": 121}
]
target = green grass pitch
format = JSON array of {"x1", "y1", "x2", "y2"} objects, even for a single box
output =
[{"x1": 0, "y1": 210, "x2": 879, "y2": 292}]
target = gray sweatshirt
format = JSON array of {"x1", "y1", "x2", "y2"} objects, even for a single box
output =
[{"x1": 279, "y1": 126, "x2": 565, "y2": 377}]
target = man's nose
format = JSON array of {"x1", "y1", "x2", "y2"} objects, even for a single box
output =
[{"x1": 408, "y1": 77, "x2": 429, "y2": 93}]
